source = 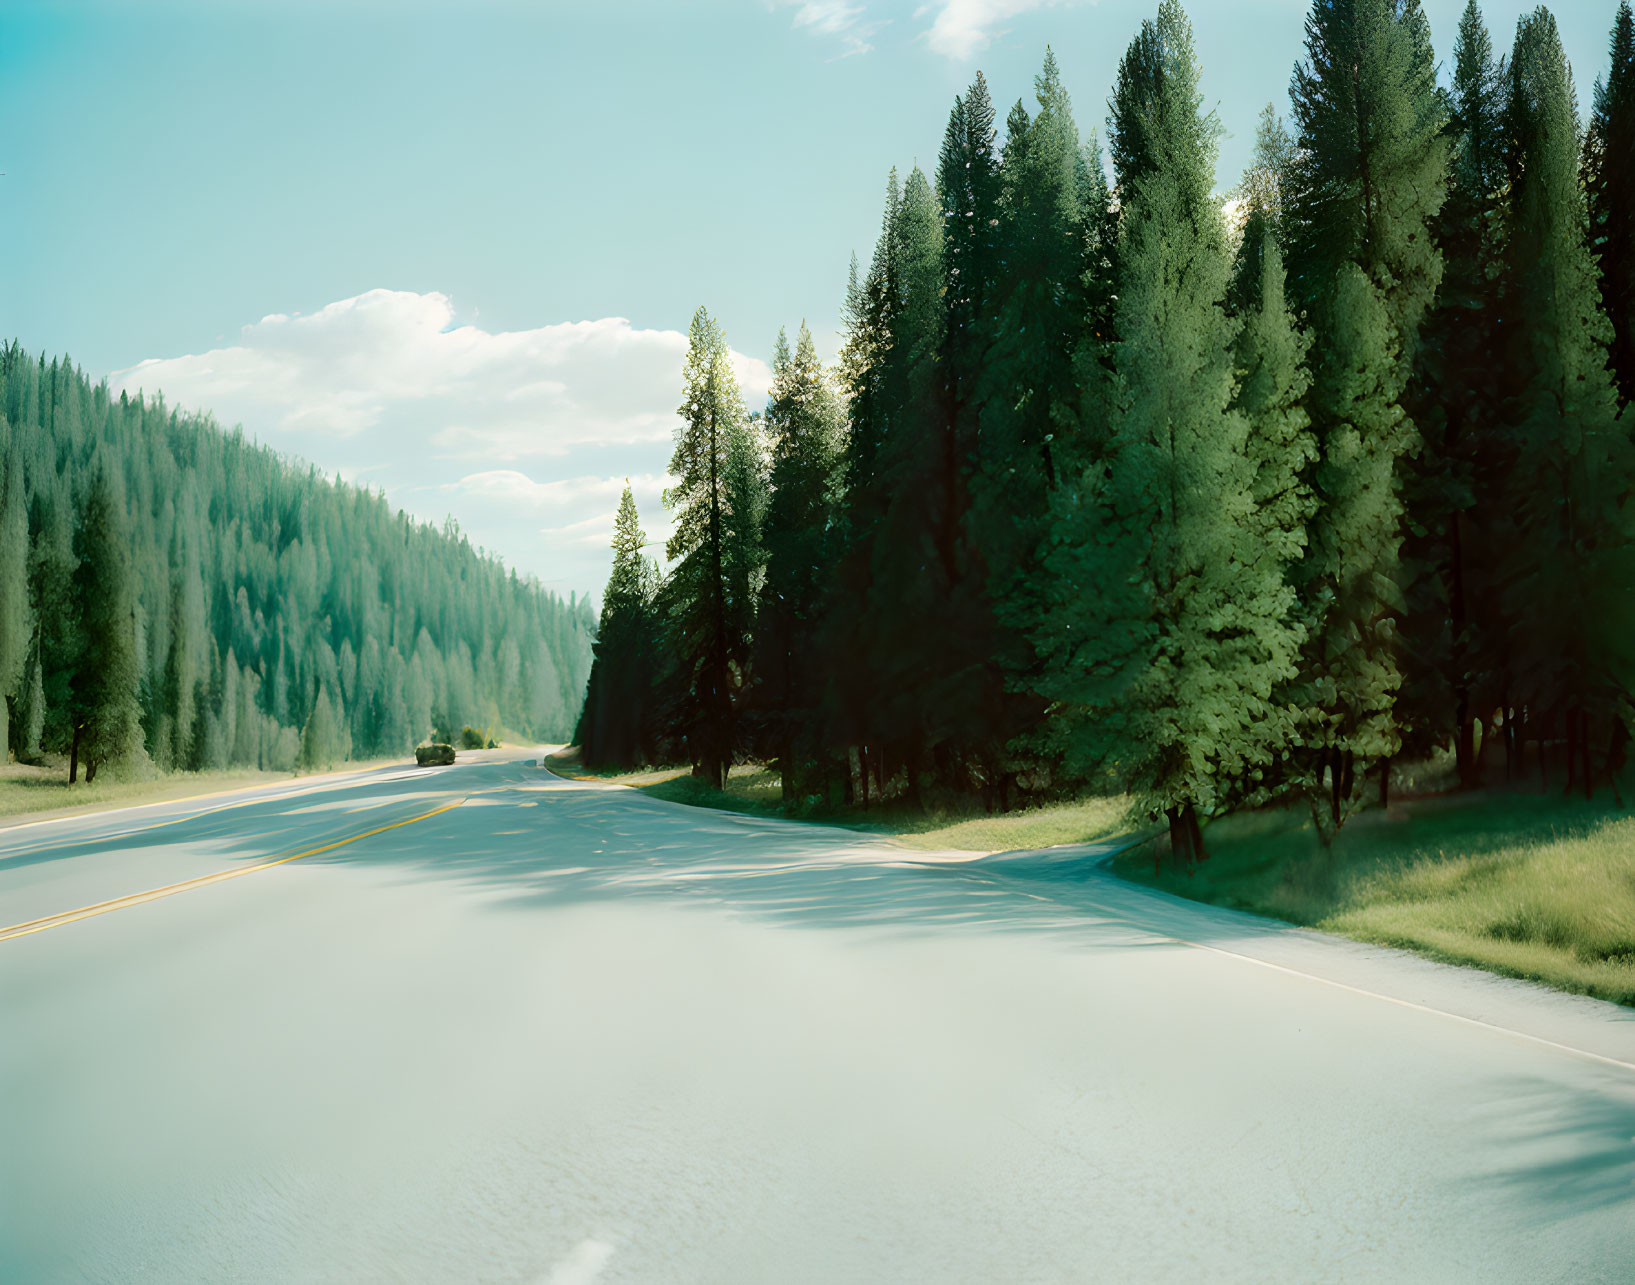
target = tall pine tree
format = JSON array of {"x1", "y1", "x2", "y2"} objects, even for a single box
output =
[
  {"x1": 752, "y1": 324, "x2": 844, "y2": 800},
  {"x1": 1501, "y1": 6, "x2": 1635, "y2": 795},
  {"x1": 663, "y1": 306, "x2": 746, "y2": 788},
  {"x1": 0, "y1": 438, "x2": 29, "y2": 759},
  {"x1": 1285, "y1": 0, "x2": 1447, "y2": 824},
  {"x1": 69, "y1": 466, "x2": 144, "y2": 782},
  {"x1": 1406, "y1": 0, "x2": 1510, "y2": 786},
  {"x1": 579, "y1": 485, "x2": 661, "y2": 769},
  {"x1": 825, "y1": 174, "x2": 901, "y2": 793},
  {"x1": 1586, "y1": 0, "x2": 1635, "y2": 407},
  {"x1": 1035, "y1": 1, "x2": 1305, "y2": 863}
]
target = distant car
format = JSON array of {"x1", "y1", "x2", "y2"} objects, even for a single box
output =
[{"x1": 415, "y1": 743, "x2": 456, "y2": 766}]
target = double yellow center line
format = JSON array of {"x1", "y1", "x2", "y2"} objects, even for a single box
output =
[{"x1": 0, "y1": 799, "x2": 464, "y2": 944}]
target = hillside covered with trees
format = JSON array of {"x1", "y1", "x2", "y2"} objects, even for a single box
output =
[
  {"x1": 0, "y1": 344, "x2": 594, "y2": 779},
  {"x1": 579, "y1": 0, "x2": 1635, "y2": 861}
]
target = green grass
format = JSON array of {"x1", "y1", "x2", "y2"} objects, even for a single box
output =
[
  {"x1": 0, "y1": 749, "x2": 427, "y2": 827},
  {"x1": 0, "y1": 761, "x2": 290, "y2": 825},
  {"x1": 1116, "y1": 790, "x2": 1635, "y2": 1005},
  {"x1": 572, "y1": 758, "x2": 1135, "y2": 853}
]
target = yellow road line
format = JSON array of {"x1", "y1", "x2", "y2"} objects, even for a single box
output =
[{"x1": 0, "y1": 799, "x2": 464, "y2": 944}]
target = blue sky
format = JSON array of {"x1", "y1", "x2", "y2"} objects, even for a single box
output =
[{"x1": 1, "y1": 0, "x2": 1620, "y2": 593}]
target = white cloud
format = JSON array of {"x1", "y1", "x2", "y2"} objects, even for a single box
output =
[
  {"x1": 110, "y1": 290, "x2": 770, "y2": 594},
  {"x1": 117, "y1": 289, "x2": 770, "y2": 460},
  {"x1": 775, "y1": 0, "x2": 885, "y2": 56},
  {"x1": 447, "y1": 471, "x2": 675, "y2": 552},
  {"x1": 919, "y1": 0, "x2": 1082, "y2": 59}
]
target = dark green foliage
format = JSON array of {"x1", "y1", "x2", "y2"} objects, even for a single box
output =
[
  {"x1": 975, "y1": 50, "x2": 1088, "y2": 611},
  {"x1": 69, "y1": 466, "x2": 143, "y2": 781},
  {"x1": 750, "y1": 325, "x2": 843, "y2": 798},
  {"x1": 1586, "y1": 1, "x2": 1635, "y2": 405},
  {"x1": 0, "y1": 345, "x2": 592, "y2": 780},
  {"x1": 299, "y1": 683, "x2": 348, "y2": 770},
  {"x1": 1500, "y1": 9, "x2": 1635, "y2": 744},
  {"x1": 1286, "y1": 0, "x2": 1447, "y2": 824},
  {"x1": 415, "y1": 742, "x2": 455, "y2": 766},
  {"x1": 722, "y1": 413, "x2": 768, "y2": 676},
  {"x1": 1404, "y1": 0, "x2": 1511, "y2": 785},
  {"x1": 963, "y1": 52, "x2": 1100, "y2": 801},
  {"x1": 663, "y1": 307, "x2": 746, "y2": 788},
  {"x1": 579, "y1": 1, "x2": 1635, "y2": 828},
  {"x1": 0, "y1": 436, "x2": 29, "y2": 756},
  {"x1": 824, "y1": 177, "x2": 901, "y2": 782},
  {"x1": 579, "y1": 485, "x2": 663, "y2": 769},
  {"x1": 1228, "y1": 105, "x2": 1296, "y2": 313},
  {"x1": 1033, "y1": 0, "x2": 1306, "y2": 860},
  {"x1": 863, "y1": 164, "x2": 950, "y2": 792}
]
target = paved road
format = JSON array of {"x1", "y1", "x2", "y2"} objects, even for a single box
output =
[{"x1": 2, "y1": 749, "x2": 1633, "y2": 1282}]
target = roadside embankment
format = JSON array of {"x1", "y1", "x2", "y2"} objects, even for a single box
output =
[{"x1": 1117, "y1": 791, "x2": 1635, "y2": 1006}]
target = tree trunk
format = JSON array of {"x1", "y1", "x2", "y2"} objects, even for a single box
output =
[
  {"x1": 1164, "y1": 805, "x2": 1185, "y2": 874},
  {"x1": 1564, "y1": 710, "x2": 1579, "y2": 798},
  {"x1": 69, "y1": 723, "x2": 80, "y2": 785},
  {"x1": 1455, "y1": 695, "x2": 1476, "y2": 789},
  {"x1": 859, "y1": 745, "x2": 870, "y2": 811},
  {"x1": 1450, "y1": 510, "x2": 1476, "y2": 788},
  {"x1": 1503, "y1": 705, "x2": 1514, "y2": 782},
  {"x1": 1185, "y1": 803, "x2": 1207, "y2": 862},
  {"x1": 1378, "y1": 757, "x2": 1390, "y2": 809},
  {"x1": 1329, "y1": 748, "x2": 1342, "y2": 831},
  {"x1": 1576, "y1": 706, "x2": 1589, "y2": 794},
  {"x1": 85, "y1": 758, "x2": 97, "y2": 784}
]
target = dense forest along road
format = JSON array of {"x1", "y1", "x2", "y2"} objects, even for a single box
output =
[{"x1": 3, "y1": 750, "x2": 1633, "y2": 1283}]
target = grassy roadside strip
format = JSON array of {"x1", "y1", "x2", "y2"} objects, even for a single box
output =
[
  {"x1": 1114, "y1": 790, "x2": 1635, "y2": 1006},
  {"x1": 544, "y1": 749, "x2": 1134, "y2": 853},
  {"x1": 551, "y1": 747, "x2": 1635, "y2": 1005},
  {"x1": 0, "y1": 752, "x2": 424, "y2": 829}
]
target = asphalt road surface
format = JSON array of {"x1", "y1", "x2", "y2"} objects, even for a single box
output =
[{"x1": 3, "y1": 749, "x2": 1633, "y2": 1282}]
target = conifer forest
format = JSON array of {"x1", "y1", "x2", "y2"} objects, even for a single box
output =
[
  {"x1": 0, "y1": 345, "x2": 594, "y2": 781},
  {"x1": 578, "y1": 0, "x2": 1635, "y2": 860}
]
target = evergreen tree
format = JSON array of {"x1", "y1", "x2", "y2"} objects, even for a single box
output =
[
  {"x1": 1586, "y1": 0, "x2": 1635, "y2": 406},
  {"x1": 1228, "y1": 105, "x2": 1296, "y2": 312},
  {"x1": 69, "y1": 466, "x2": 144, "y2": 782},
  {"x1": 1035, "y1": 0, "x2": 1305, "y2": 863},
  {"x1": 28, "y1": 485, "x2": 76, "y2": 759},
  {"x1": 0, "y1": 344, "x2": 592, "y2": 777},
  {"x1": 0, "y1": 440, "x2": 30, "y2": 758},
  {"x1": 752, "y1": 324, "x2": 844, "y2": 799},
  {"x1": 579, "y1": 485, "x2": 661, "y2": 769},
  {"x1": 298, "y1": 682, "x2": 344, "y2": 770},
  {"x1": 722, "y1": 413, "x2": 768, "y2": 677},
  {"x1": 1406, "y1": 0, "x2": 1510, "y2": 786},
  {"x1": 1286, "y1": 0, "x2": 1447, "y2": 823},
  {"x1": 865, "y1": 164, "x2": 952, "y2": 797},
  {"x1": 160, "y1": 532, "x2": 206, "y2": 771},
  {"x1": 825, "y1": 175, "x2": 901, "y2": 788},
  {"x1": 1501, "y1": 7, "x2": 1635, "y2": 793},
  {"x1": 969, "y1": 51, "x2": 1093, "y2": 799},
  {"x1": 934, "y1": 74, "x2": 1017, "y2": 799},
  {"x1": 1233, "y1": 224, "x2": 1317, "y2": 573},
  {"x1": 663, "y1": 306, "x2": 745, "y2": 787}
]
